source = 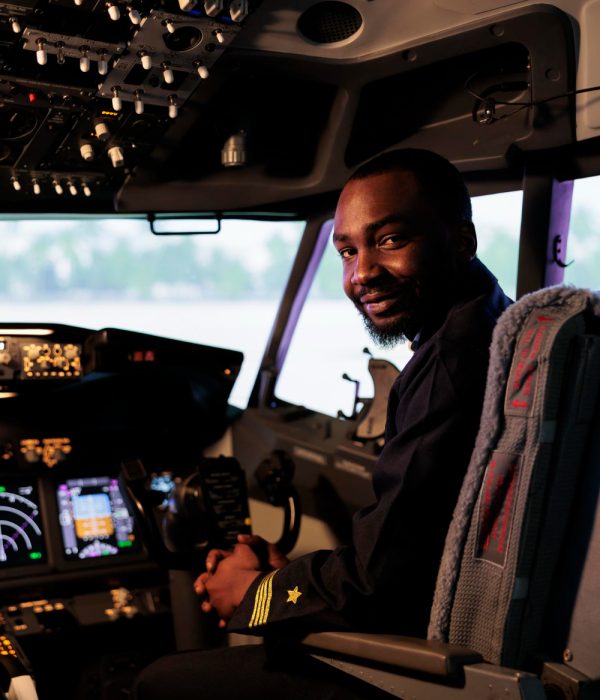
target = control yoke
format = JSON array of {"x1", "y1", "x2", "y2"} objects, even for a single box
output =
[{"x1": 121, "y1": 452, "x2": 301, "y2": 573}]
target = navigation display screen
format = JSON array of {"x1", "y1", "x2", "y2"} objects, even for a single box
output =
[
  {"x1": 56, "y1": 477, "x2": 139, "y2": 560},
  {"x1": 0, "y1": 478, "x2": 46, "y2": 567}
]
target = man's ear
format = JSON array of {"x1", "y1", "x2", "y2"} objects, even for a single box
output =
[{"x1": 453, "y1": 221, "x2": 477, "y2": 262}]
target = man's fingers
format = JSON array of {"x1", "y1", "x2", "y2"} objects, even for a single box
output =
[
  {"x1": 237, "y1": 534, "x2": 264, "y2": 546},
  {"x1": 206, "y1": 548, "x2": 230, "y2": 572},
  {"x1": 194, "y1": 571, "x2": 210, "y2": 595},
  {"x1": 236, "y1": 534, "x2": 289, "y2": 570}
]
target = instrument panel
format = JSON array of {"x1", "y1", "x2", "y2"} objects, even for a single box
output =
[
  {"x1": 0, "y1": 473, "x2": 142, "y2": 574},
  {"x1": 0, "y1": 0, "x2": 262, "y2": 208},
  {"x1": 0, "y1": 339, "x2": 82, "y2": 380},
  {"x1": 0, "y1": 321, "x2": 242, "y2": 583},
  {"x1": 0, "y1": 477, "x2": 46, "y2": 568}
]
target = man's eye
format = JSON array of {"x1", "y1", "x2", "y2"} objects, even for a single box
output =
[
  {"x1": 338, "y1": 248, "x2": 355, "y2": 259},
  {"x1": 379, "y1": 234, "x2": 408, "y2": 248}
]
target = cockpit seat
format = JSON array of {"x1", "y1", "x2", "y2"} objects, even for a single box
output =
[{"x1": 302, "y1": 286, "x2": 600, "y2": 700}]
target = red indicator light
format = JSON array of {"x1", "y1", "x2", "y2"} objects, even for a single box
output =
[
  {"x1": 28, "y1": 92, "x2": 36, "y2": 104},
  {"x1": 131, "y1": 350, "x2": 155, "y2": 362}
]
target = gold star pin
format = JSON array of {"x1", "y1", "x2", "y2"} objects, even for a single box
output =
[{"x1": 286, "y1": 586, "x2": 302, "y2": 604}]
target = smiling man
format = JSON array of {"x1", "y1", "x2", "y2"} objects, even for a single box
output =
[{"x1": 134, "y1": 149, "x2": 512, "y2": 700}]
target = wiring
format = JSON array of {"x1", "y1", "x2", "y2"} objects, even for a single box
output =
[{"x1": 465, "y1": 71, "x2": 600, "y2": 109}]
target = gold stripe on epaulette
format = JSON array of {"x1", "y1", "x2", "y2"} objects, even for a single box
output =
[{"x1": 249, "y1": 571, "x2": 277, "y2": 628}]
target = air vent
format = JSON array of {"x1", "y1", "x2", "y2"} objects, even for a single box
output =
[{"x1": 297, "y1": 2, "x2": 363, "y2": 44}]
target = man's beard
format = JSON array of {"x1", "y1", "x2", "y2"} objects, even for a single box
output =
[
  {"x1": 353, "y1": 279, "x2": 423, "y2": 349},
  {"x1": 358, "y1": 310, "x2": 411, "y2": 348}
]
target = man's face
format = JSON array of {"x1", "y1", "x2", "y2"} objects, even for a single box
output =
[{"x1": 333, "y1": 169, "x2": 462, "y2": 347}]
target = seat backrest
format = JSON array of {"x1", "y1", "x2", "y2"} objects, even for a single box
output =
[
  {"x1": 428, "y1": 286, "x2": 600, "y2": 674},
  {"x1": 542, "y1": 389, "x2": 600, "y2": 679}
]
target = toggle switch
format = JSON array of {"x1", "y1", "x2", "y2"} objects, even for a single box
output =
[
  {"x1": 9, "y1": 18, "x2": 21, "y2": 34},
  {"x1": 111, "y1": 86, "x2": 122, "y2": 111},
  {"x1": 32, "y1": 179, "x2": 41, "y2": 195},
  {"x1": 10, "y1": 177, "x2": 21, "y2": 192},
  {"x1": 107, "y1": 2, "x2": 120, "y2": 20},
  {"x1": 128, "y1": 6, "x2": 141, "y2": 24},
  {"x1": 82, "y1": 183, "x2": 92, "y2": 197},
  {"x1": 163, "y1": 18, "x2": 176, "y2": 33},
  {"x1": 178, "y1": 0, "x2": 197, "y2": 10},
  {"x1": 161, "y1": 61, "x2": 174, "y2": 84},
  {"x1": 213, "y1": 29, "x2": 225, "y2": 44},
  {"x1": 55, "y1": 41, "x2": 66, "y2": 64},
  {"x1": 53, "y1": 179, "x2": 64, "y2": 195},
  {"x1": 193, "y1": 61, "x2": 209, "y2": 79},
  {"x1": 68, "y1": 181, "x2": 78, "y2": 196},
  {"x1": 36, "y1": 38, "x2": 48, "y2": 66},
  {"x1": 138, "y1": 50, "x2": 152, "y2": 70},
  {"x1": 134, "y1": 89, "x2": 144, "y2": 114},
  {"x1": 168, "y1": 95, "x2": 178, "y2": 119},
  {"x1": 79, "y1": 46, "x2": 90, "y2": 72},
  {"x1": 97, "y1": 50, "x2": 108, "y2": 75}
]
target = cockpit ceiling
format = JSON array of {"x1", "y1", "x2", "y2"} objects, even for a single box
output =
[{"x1": 0, "y1": 0, "x2": 588, "y2": 214}]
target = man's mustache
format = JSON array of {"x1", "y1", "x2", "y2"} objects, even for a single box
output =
[{"x1": 353, "y1": 280, "x2": 419, "y2": 305}]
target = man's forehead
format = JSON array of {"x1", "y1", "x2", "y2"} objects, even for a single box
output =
[{"x1": 334, "y1": 170, "x2": 426, "y2": 227}]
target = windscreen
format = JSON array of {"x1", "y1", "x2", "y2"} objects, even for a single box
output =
[{"x1": 0, "y1": 217, "x2": 304, "y2": 409}]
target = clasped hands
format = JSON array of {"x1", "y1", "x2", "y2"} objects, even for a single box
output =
[{"x1": 194, "y1": 534, "x2": 289, "y2": 627}]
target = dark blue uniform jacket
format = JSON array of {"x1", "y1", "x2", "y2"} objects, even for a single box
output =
[{"x1": 229, "y1": 258, "x2": 512, "y2": 637}]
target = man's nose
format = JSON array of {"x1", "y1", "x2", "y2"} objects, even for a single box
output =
[{"x1": 351, "y1": 249, "x2": 381, "y2": 286}]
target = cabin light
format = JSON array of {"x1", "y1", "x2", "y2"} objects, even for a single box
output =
[
  {"x1": 138, "y1": 50, "x2": 152, "y2": 70},
  {"x1": 107, "y1": 2, "x2": 121, "y2": 20},
  {"x1": 108, "y1": 145, "x2": 125, "y2": 168},
  {"x1": 74, "y1": 0, "x2": 83, "y2": 5},
  {"x1": 55, "y1": 41, "x2": 66, "y2": 64},
  {"x1": 0, "y1": 393, "x2": 17, "y2": 399},
  {"x1": 161, "y1": 61, "x2": 174, "y2": 84},
  {"x1": 204, "y1": 0, "x2": 223, "y2": 17},
  {"x1": 111, "y1": 85, "x2": 122, "y2": 111},
  {"x1": 79, "y1": 46, "x2": 90, "y2": 72},
  {"x1": 36, "y1": 38, "x2": 48, "y2": 65},
  {"x1": 134, "y1": 89, "x2": 144, "y2": 114},
  {"x1": 168, "y1": 95, "x2": 178, "y2": 119},
  {"x1": 229, "y1": 0, "x2": 248, "y2": 23},
  {"x1": 128, "y1": 7, "x2": 141, "y2": 24},
  {"x1": 193, "y1": 61, "x2": 209, "y2": 80},
  {"x1": 97, "y1": 50, "x2": 108, "y2": 75},
  {"x1": 221, "y1": 132, "x2": 246, "y2": 167}
]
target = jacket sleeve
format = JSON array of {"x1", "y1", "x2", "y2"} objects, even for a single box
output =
[{"x1": 228, "y1": 339, "x2": 490, "y2": 637}]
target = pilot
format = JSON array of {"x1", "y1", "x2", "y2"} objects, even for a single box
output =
[{"x1": 133, "y1": 149, "x2": 512, "y2": 699}]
